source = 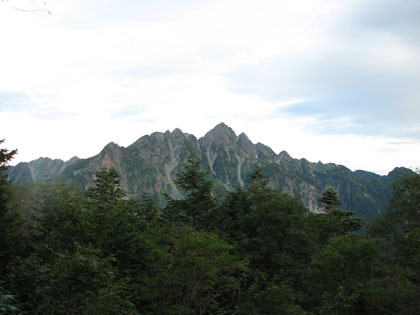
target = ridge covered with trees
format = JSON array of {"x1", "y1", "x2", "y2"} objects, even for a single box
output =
[{"x1": 1, "y1": 140, "x2": 420, "y2": 314}]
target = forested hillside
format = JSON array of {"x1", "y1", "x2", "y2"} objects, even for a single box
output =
[{"x1": 2, "y1": 140, "x2": 420, "y2": 314}]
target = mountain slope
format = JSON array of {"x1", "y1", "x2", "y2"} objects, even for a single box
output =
[
  {"x1": 9, "y1": 156, "x2": 79, "y2": 184},
  {"x1": 8, "y1": 123, "x2": 413, "y2": 222}
]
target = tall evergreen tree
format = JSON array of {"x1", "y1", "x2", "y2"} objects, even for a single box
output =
[
  {"x1": 84, "y1": 167, "x2": 129, "y2": 253},
  {"x1": 0, "y1": 140, "x2": 20, "y2": 272},
  {"x1": 165, "y1": 154, "x2": 216, "y2": 229},
  {"x1": 388, "y1": 172, "x2": 420, "y2": 232},
  {"x1": 366, "y1": 173, "x2": 420, "y2": 314},
  {"x1": 319, "y1": 188, "x2": 363, "y2": 235},
  {"x1": 319, "y1": 188, "x2": 341, "y2": 214},
  {"x1": 0, "y1": 140, "x2": 21, "y2": 312},
  {"x1": 85, "y1": 167, "x2": 126, "y2": 210}
]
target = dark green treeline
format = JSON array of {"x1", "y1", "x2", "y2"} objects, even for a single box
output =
[{"x1": 1, "y1": 145, "x2": 420, "y2": 314}]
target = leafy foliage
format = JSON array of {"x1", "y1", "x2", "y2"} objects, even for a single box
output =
[
  {"x1": 3, "y1": 146, "x2": 420, "y2": 314},
  {"x1": 364, "y1": 172, "x2": 420, "y2": 313},
  {"x1": 309, "y1": 235, "x2": 379, "y2": 313}
]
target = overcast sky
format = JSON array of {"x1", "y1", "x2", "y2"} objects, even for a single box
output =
[{"x1": 1, "y1": 0, "x2": 419, "y2": 175}]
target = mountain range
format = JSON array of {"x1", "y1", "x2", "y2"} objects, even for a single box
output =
[{"x1": 8, "y1": 123, "x2": 412, "y2": 222}]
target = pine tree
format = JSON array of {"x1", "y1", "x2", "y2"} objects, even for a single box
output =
[
  {"x1": 0, "y1": 140, "x2": 19, "y2": 275},
  {"x1": 84, "y1": 167, "x2": 126, "y2": 251},
  {"x1": 85, "y1": 167, "x2": 126, "y2": 210},
  {"x1": 319, "y1": 188, "x2": 363, "y2": 234},
  {"x1": 318, "y1": 188, "x2": 341, "y2": 214},
  {"x1": 165, "y1": 154, "x2": 215, "y2": 229},
  {"x1": 0, "y1": 140, "x2": 21, "y2": 312}
]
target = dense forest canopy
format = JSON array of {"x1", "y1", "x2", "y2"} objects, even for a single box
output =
[{"x1": 1, "y1": 140, "x2": 420, "y2": 314}]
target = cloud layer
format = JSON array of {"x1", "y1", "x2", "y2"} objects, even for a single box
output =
[
  {"x1": 228, "y1": 0, "x2": 420, "y2": 138},
  {"x1": 1, "y1": 0, "x2": 419, "y2": 174}
]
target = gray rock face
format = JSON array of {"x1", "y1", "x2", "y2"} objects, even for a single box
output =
[
  {"x1": 203, "y1": 123, "x2": 237, "y2": 146},
  {"x1": 8, "y1": 123, "x2": 413, "y2": 222},
  {"x1": 8, "y1": 156, "x2": 79, "y2": 184}
]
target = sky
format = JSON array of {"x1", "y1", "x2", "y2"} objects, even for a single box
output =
[{"x1": 1, "y1": 0, "x2": 419, "y2": 175}]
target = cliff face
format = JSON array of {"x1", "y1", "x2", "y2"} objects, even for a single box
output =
[
  {"x1": 8, "y1": 123, "x2": 412, "y2": 222},
  {"x1": 8, "y1": 156, "x2": 79, "y2": 184}
]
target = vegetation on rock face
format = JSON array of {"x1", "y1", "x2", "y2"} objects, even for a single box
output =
[
  {"x1": 2, "y1": 139, "x2": 420, "y2": 314},
  {"x1": 8, "y1": 124, "x2": 414, "y2": 223}
]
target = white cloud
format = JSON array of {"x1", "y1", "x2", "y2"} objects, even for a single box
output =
[{"x1": 1, "y1": 0, "x2": 419, "y2": 174}]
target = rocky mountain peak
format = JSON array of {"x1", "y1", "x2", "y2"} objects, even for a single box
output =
[
  {"x1": 102, "y1": 142, "x2": 121, "y2": 151},
  {"x1": 98, "y1": 142, "x2": 123, "y2": 168},
  {"x1": 256, "y1": 142, "x2": 276, "y2": 158},
  {"x1": 203, "y1": 122, "x2": 237, "y2": 145},
  {"x1": 387, "y1": 167, "x2": 412, "y2": 179},
  {"x1": 8, "y1": 123, "x2": 413, "y2": 223},
  {"x1": 278, "y1": 150, "x2": 292, "y2": 161},
  {"x1": 67, "y1": 156, "x2": 79, "y2": 164},
  {"x1": 171, "y1": 128, "x2": 185, "y2": 137},
  {"x1": 237, "y1": 132, "x2": 256, "y2": 154}
]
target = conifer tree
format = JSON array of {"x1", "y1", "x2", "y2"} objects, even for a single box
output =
[
  {"x1": 84, "y1": 167, "x2": 127, "y2": 251},
  {"x1": 0, "y1": 140, "x2": 19, "y2": 275},
  {"x1": 0, "y1": 140, "x2": 21, "y2": 312},
  {"x1": 165, "y1": 154, "x2": 215, "y2": 229},
  {"x1": 319, "y1": 188, "x2": 363, "y2": 234},
  {"x1": 319, "y1": 188, "x2": 341, "y2": 214},
  {"x1": 85, "y1": 167, "x2": 126, "y2": 210}
]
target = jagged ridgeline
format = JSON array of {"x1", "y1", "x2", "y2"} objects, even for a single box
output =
[{"x1": 8, "y1": 123, "x2": 413, "y2": 222}]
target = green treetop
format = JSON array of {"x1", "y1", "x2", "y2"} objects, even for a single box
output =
[
  {"x1": 85, "y1": 167, "x2": 126, "y2": 210},
  {"x1": 319, "y1": 188, "x2": 363, "y2": 235},
  {"x1": 165, "y1": 154, "x2": 216, "y2": 229}
]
